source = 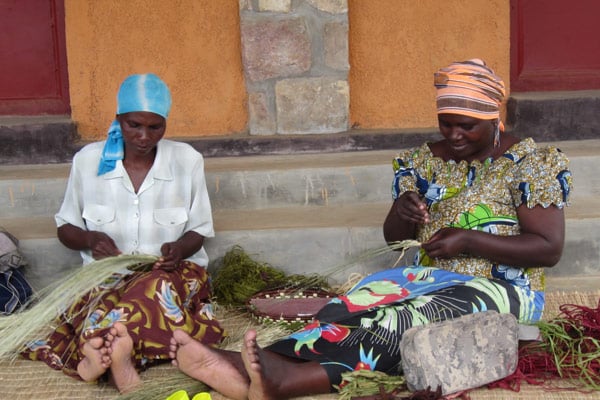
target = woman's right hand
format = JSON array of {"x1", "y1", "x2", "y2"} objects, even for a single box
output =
[
  {"x1": 86, "y1": 231, "x2": 121, "y2": 259},
  {"x1": 393, "y1": 191, "x2": 430, "y2": 224},
  {"x1": 383, "y1": 191, "x2": 430, "y2": 243}
]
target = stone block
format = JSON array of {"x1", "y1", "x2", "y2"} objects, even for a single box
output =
[
  {"x1": 275, "y1": 77, "x2": 349, "y2": 134},
  {"x1": 324, "y1": 22, "x2": 349, "y2": 71},
  {"x1": 238, "y1": 0, "x2": 253, "y2": 11},
  {"x1": 248, "y1": 91, "x2": 277, "y2": 135},
  {"x1": 241, "y1": 18, "x2": 311, "y2": 82},
  {"x1": 307, "y1": 0, "x2": 347, "y2": 14},
  {"x1": 400, "y1": 311, "x2": 518, "y2": 395},
  {"x1": 258, "y1": 0, "x2": 292, "y2": 13}
]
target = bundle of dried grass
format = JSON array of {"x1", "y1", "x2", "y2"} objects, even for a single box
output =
[
  {"x1": 0, "y1": 254, "x2": 157, "y2": 360},
  {"x1": 211, "y1": 245, "x2": 333, "y2": 307}
]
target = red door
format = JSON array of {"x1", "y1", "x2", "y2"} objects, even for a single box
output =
[
  {"x1": 511, "y1": 0, "x2": 600, "y2": 92},
  {"x1": 0, "y1": 0, "x2": 70, "y2": 115}
]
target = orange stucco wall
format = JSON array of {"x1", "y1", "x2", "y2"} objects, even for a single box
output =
[
  {"x1": 64, "y1": 0, "x2": 247, "y2": 140},
  {"x1": 64, "y1": 1, "x2": 510, "y2": 139},
  {"x1": 348, "y1": 0, "x2": 510, "y2": 130}
]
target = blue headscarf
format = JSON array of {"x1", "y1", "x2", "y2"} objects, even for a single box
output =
[{"x1": 97, "y1": 73, "x2": 172, "y2": 175}]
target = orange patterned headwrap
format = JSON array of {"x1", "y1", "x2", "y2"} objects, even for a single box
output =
[{"x1": 434, "y1": 59, "x2": 505, "y2": 121}]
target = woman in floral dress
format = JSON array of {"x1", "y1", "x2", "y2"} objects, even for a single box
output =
[{"x1": 167, "y1": 59, "x2": 572, "y2": 400}]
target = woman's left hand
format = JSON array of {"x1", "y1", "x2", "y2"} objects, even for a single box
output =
[
  {"x1": 421, "y1": 227, "x2": 468, "y2": 258},
  {"x1": 153, "y1": 241, "x2": 184, "y2": 271}
]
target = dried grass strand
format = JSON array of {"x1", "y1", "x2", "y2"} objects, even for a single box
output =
[{"x1": 290, "y1": 240, "x2": 420, "y2": 296}]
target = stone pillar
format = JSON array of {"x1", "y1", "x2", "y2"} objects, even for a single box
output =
[{"x1": 239, "y1": 0, "x2": 349, "y2": 135}]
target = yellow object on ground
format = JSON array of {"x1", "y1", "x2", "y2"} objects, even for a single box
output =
[
  {"x1": 166, "y1": 390, "x2": 188, "y2": 400},
  {"x1": 166, "y1": 390, "x2": 212, "y2": 400},
  {"x1": 192, "y1": 393, "x2": 212, "y2": 400}
]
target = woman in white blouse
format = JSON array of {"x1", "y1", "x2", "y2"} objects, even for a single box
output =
[{"x1": 22, "y1": 74, "x2": 225, "y2": 393}]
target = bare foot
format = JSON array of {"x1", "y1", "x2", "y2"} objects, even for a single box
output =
[
  {"x1": 77, "y1": 335, "x2": 111, "y2": 382},
  {"x1": 169, "y1": 329, "x2": 249, "y2": 400},
  {"x1": 241, "y1": 330, "x2": 331, "y2": 400},
  {"x1": 241, "y1": 329, "x2": 280, "y2": 400},
  {"x1": 105, "y1": 322, "x2": 141, "y2": 393}
]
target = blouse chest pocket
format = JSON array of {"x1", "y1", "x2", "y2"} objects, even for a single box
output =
[
  {"x1": 82, "y1": 204, "x2": 116, "y2": 226},
  {"x1": 154, "y1": 207, "x2": 188, "y2": 228}
]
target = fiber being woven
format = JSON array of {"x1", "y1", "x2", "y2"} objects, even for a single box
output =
[{"x1": 1, "y1": 291, "x2": 598, "y2": 400}]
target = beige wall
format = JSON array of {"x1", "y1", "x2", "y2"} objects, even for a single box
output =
[
  {"x1": 348, "y1": 0, "x2": 510, "y2": 130},
  {"x1": 65, "y1": 0, "x2": 248, "y2": 141}
]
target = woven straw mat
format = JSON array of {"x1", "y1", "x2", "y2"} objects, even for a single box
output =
[{"x1": 0, "y1": 291, "x2": 598, "y2": 400}]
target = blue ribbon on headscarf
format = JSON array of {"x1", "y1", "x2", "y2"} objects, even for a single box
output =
[
  {"x1": 97, "y1": 73, "x2": 172, "y2": 175},
  {"x1": 97, "y1": 120, "x2": 124, "y2": 175}
]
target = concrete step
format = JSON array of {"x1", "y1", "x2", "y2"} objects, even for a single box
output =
[
  {"x1": 0, "y1": 150, "x2": 396, "y2": 218},
  {"x1": 6, "y1": 209, "x2": 599, "y2": 291},
  {"x1": 2, "y1": 203, "x2": 393, "y2": 290},
  {"x1": 1, "y1": 140, "x2": 599, "y2": 291},
  {"x1": 2, "y1": 140, "x2": 599, "y2": 217}
]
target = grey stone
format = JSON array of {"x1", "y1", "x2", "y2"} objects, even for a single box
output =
[
  {"x1": 400, "y1": 311, "x2": 519, "y2": 395},
  {"x1": 248, "y1": 91, "x2": 277, "y2": 135},
  {"x1": 241, "y1": 18, "x2": 311, "y2": 82},
  {"x1": 324, "y1": 22, "x2": 349, "y2": 71},
  {"x1": 306, "y1": 0, "x2": 347, "y2": 14},
  {"x1": 258, "y1": 0, "x2": 291, "y2": 12},
  {"x1": 239, "y1": 0, "x2": 252, "y2": 11},
  {"x1": 275, "y1": 77, "x2": 349, "y2": 134}
]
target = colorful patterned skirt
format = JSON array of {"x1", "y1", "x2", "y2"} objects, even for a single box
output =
[
  {"x1": 266, "y1": 266, "x2": 545, "y2": 388},
  {"x1": 21, "y1": 261, "x2": 225, "y2": 378}
]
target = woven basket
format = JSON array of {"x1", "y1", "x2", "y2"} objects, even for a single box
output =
[{"x1": 246, "y1": 287, "x2": 334, "y2": 326}]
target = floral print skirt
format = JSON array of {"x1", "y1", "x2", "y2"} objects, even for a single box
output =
[
  {"x1": 21, "y1": 261, "x2": 225, "y2": 378},
  {"x1": 266, "y1": 266, "x2": 544, "y2": 388}
]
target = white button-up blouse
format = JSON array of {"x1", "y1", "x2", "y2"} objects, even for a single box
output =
[{"x1": 55, "y1": 139, "x2": 214, "y2": 266}]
